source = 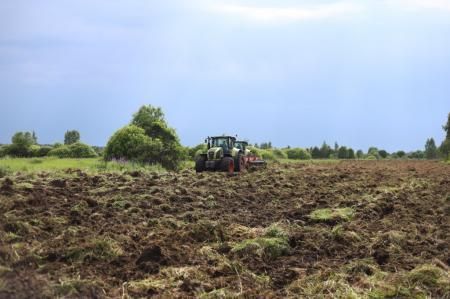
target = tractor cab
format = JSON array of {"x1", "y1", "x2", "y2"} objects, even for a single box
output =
[
  {"x1": 206, "y1": 136, "x2": 236, "y2": 154},
  {"x1": 235, "y1": 141, "x2": 251, "y2": 156}
]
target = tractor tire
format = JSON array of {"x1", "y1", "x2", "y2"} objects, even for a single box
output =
[
  {"x1": 195, "y1": 156, "x2": 206, "y2": 173},
  {"x1": 220, "y1": 157, "x2": 234, "y2": 174},
  {"x1": 234, "y1": 154, "x2": 246, "y2": 172}
]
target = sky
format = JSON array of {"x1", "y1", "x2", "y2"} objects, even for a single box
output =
[{"x1": 1, "y1": 0, "x2": 450, "y2": 152}]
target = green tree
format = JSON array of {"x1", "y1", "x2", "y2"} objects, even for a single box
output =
[
  {"x1": 396, "y1": 151, "x2": 406, "y2": 158},
  {"x1": 337, "y1": 146, "x2": 348, "y2": 159},
  {"x1": 64, "y1": 130, "x2": 81, "y2": 145},
  {"x1": 440, "y1": 139, "x2": 450, "y2": 160},
  {"x1": 356, "y1": 149, "x2": 364, "y2": 159},
  {"x1": 424, "y1": 138, "x2": 438, "y2": 159},
  {"x1": 443, "y1": 112, "x2": 450, "y2": 140},
  {"x1": 378, "y1": 150, "x2": 388, "y2": 159},
  {"x1": 320, "y1": 142, "x2": 331, "y2": 159},
  {"x1": 9, "y1": 131, "x2": 36, "y2": 157},
  {"x1": 348, "y1": 148, "x2": 355, "y2": 159},
  {"x1": 311, "y1": 146, "x2": 321, "y2": 159},
  {"x1": 32, "y1": 131, "x2": 38, "y2": 144},
  {"x1": 104, "y1": 125, "x2": 163, "y2": 163}
]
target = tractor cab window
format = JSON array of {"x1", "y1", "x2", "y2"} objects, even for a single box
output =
[{"x1": 211, "y1": 137, "x2": 229, "y2": 149}]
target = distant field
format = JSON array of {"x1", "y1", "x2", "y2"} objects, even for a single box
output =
[{"x1": 0, "y1": 157, "x2": 164, "y2": 173}]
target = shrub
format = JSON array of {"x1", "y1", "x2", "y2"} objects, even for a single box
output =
[
  {"x1": 48, "y1": 146, "x2": 72, "y2": 158},
  {"x1": 69, "y1": 142, "x2": 98, "y2": 158},
  {"x1": 286, "y1": 148, "x2": 311, "y2": 160},
  {"x1": 104, "y1": 125, "x2": 163, "y2": 164},
  {"x1": 0, "y1": 145, "x2": 10, "y2": 158},
  {"x1": 261, "y1": 150, "x2": 275, "y2": 161},
  {"x1": 36, "y1": 146, "x2": 53, "y2": 157},
  {"x1": 272, "y1": 149, "x2": 287, "y2": 159},
  {"x1": 189, "y1": 143, "x2": 207, "y2": 159},
  {"x1": 29, "y1": 145, "x2": 41, "y2": 157}
]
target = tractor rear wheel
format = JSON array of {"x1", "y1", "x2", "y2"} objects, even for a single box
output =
[
  {"x1": 195, "y1": 156, "x2": 206, "y2": 173},
  {"x1": 220, "y1": 157, "x2": 234, "y2": 174},
  {"x1": 234, "y1": 154, "x2": 245, "y2": 172}
]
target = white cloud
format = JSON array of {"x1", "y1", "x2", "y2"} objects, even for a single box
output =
[
  {"x1": 211, "y1": 2, "x2": 363, "y2": 23},
  {"x1": 389, "y1": 0, "x2": 450, "y2": 11}
]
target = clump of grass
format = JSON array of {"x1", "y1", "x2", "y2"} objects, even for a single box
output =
[
  {"x1": 309, "y1": 207, "x2": 354, "y2": 222},
  {"x1": 127, "y1": 266, "x2": 207, "y2": 295},
  {"x1": 287, "y1": 272, "x2": 359, "y2": 298},
  {"x1": 65, "y1": 237, "x2": 123, "y2": 262},
  {"x1": 53, "y1": 278, "x2": 100, "y2": 297},
  {"x1": 407, "y1": 264, "x2": 450, "y2": 289},
  {"x1": 231, "y1": 224, "x2": 290, "y2": 260},
  {"x1": 127, "y1": 278, "x2": 169, "y2": 294},
  {"x1": 189, "y1": 220, "x2": 225, "y2": 242},
  {"x1": 0, "y1": 165, "x2": 12, "y2": 178},
  {"x1": 198, "y1": 288, "x2": 238, "y2": 298}
]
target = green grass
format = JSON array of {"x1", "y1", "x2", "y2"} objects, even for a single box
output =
[
  {"x1": 0, "y1": 157, "x2": 164, "y2": 173},
  {"x1": 309, "y1": 207, "x2": 355, "y2": 222}
]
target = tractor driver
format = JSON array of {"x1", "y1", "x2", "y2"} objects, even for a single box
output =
[{"x1": 220, "y1": 140, "x2": 227, "y2": 150}]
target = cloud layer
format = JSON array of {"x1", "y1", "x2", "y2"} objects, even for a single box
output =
[{"x1": 211, "y1": 2, "x2": 363, "y2": 23}]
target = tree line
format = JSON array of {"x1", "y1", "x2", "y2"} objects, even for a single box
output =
[{"x1": 1, "y1": 107, "x2": 449, "y2": 170}]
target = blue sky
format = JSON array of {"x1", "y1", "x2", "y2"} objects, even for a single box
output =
[{"x1": 1, "y1": 0, "x2": 449, "y2": 151}]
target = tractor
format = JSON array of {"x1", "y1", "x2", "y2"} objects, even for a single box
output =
[
  {"x1": 195, "y1": 136, "x2": 265, "y2": 173},
  {"x1": 195, "y1": 136, "x2": 244, "y2": 173}
]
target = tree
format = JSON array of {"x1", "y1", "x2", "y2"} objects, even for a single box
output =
[
  {"x1": 396, "y1": 150, "x2": 406, "y2": 158},
  {"x1": 64, "y1": 130, "x2": 80, "y2": 145},
  {"x1": 320, "y1": 142, "x2": 331, "y2": 159},
  {"x1": 356, "y1": 150, "x2": 364, "y2": 159},
  {"x1": 440, "y1": 139, "x2": 450, "y2": 160},
  {"x1": 8, "y1": 131, "x2": 36, "y2": 157},
  {"x1": 348, "y1": 148, "x2": 355, "y2": 159},
  {"x1": 104, "y1": 125, "x2": 163, "y2": 163},
  {"x1": 311, "y1": 146, "x2": 321, "y2": 159},
  {"x1": 424, "y1": 138, "x2": 438, "y2": 159},
  {"x1": 367, "y1": 147, "x2": 380, "y2": 159},
  {"x1": 337, "y1": 146, "x2": 348, "y2": 159},
  {"x1": 443, "y1": 112, "x2": 450, "y2": 140},
  {"x1": 32, "y1": 131, "x2": 38, "y2": 144},
  {"x1": 119, "y1": 105, "x2": 184, "y2": 170},
  {"x1": 378, "y1": 150, "x2": 388, "y2": 159}
]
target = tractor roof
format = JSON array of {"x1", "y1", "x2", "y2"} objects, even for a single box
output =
[{"x1": 210, "y1": 136, "x2": 236, "y2": 139}]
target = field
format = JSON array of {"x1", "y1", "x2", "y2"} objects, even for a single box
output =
[{"x1": 0, "y1": 160, "x2": 449, "y2": 298}]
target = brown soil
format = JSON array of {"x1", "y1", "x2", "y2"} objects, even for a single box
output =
[{"x1": 0, "y1": 161, "x2": 449, "y2": 298}]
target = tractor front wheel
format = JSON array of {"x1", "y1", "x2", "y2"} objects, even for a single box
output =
[
  {"x1": 195, "y1": 156, "x2": 206, "y2": 173},
  {"x1": 220, "y1": 157, "x2": 234, "y2": 174}
]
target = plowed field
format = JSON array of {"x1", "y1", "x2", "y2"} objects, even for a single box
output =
[{"x1": 0, "y1": 161, "x2": 449, "y2": 298}]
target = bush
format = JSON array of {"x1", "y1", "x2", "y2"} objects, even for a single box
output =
[
  {"x1": 261, "y1": 150, "x2": 275, "y2": 161},
  {"x1": 189, "y1": 143, "x2": 207, "y2": 159},
  {"x1": 104, "y1": 125, "x2": 163, "y2": 164},
  {"x1": 272, "y1": 149, "x2": 287, "y2": 159},
  {"x1": 69, "y1": 142, "x2": 98, "y2": 158},
  {"x1": 0, "y1": 145, "x2": 10, "y2": 158},
  {"x1": 286, "y1": 148, "x2": 311, "y2": 160},
  {"x1": 48, "y1": 146, "x2": 72, "y2": 158},
  {"x1": 36, "y1": 146, "x2": 53, "y2": 157}
]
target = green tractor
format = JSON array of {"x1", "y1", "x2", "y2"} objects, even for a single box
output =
[{"x1": 195, "y1": 136, "x2": 246, "y2": 173}]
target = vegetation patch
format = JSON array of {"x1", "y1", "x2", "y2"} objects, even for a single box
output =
[
  {"x1": 65, "y1": 238, "x2": 123, "y2": 262},
  {"x1": 309, "y1": 207, "x2": 354, "y2": 222},
  {"x1": 231, "y1": 224, "x2": 290, "y2": 260}
]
